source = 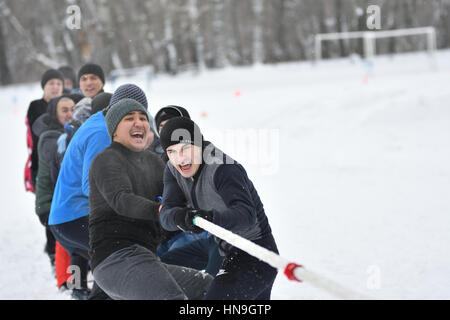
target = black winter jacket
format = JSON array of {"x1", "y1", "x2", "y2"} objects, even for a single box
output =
[
  {"x1": 159, "y1": 142, "x2": 275, "y2": 255},
  {"x1": 26, "y1": 98, "x2": 48, "y2": 186}
]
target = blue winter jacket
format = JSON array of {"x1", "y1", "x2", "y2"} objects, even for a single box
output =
[{"x1": 49, "y1": 111, "x2": 111, "y2": 225}]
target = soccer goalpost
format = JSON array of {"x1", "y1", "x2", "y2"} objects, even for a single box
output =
[{"x1": 314, "y1": 26, "x2": 437, "y2": 61}]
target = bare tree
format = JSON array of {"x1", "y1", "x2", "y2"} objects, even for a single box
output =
[
  {"x1": 252, "y1": 0, "x2": 264, "y2": 64},
  {"x1": 0, "y1": 17, "x2": 11, "y2": 84}
]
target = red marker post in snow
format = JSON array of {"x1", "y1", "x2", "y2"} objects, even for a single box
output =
[{"x1": 193, "y1": 216, "x2": 370, "y2": 299}]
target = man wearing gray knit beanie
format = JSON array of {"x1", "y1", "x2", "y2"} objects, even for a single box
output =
[
  {"x1": 48, "y1": 83, "x2": 157, "y2": 300},
  {"x1": 89, "y1": 100, "x2": 213, "y2": 300}
]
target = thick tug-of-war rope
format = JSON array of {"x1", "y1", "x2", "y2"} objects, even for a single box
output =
[{"x1": 193, "y1": 216, "x2": 370, "y2": 300}]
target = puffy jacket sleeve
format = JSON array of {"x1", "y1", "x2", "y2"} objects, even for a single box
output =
[
  {"x1": 35, "y1": 132, "x2": 60, "y2": 216},
  {"x1": 211, "y1": 164, "x2": 258, "y2": 232},
  {"x1": 35, "y1": 159, "x2": 53, "y2": 216}
]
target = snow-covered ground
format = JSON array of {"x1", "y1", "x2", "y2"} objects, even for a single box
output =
[{"x1": 1, "y1": 50, "x2": 449, "y2": 300}]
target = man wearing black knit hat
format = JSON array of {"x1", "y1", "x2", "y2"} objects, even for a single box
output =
[
  {"x1": 78, "y1": 63, "x2": 105, "y2": 98},
  {"x1": 159, "y1": 117, "x2": 279, "y2": 300},
  {"x1": 24, "y1": 69, "x2": 65, "y2": 192},
  {"x1": 154, "y1": 105, "x2": 191, "y2": 135}
]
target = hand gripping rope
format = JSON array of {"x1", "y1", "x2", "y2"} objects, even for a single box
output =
[{"x1": 193, "y1": 216, "x2": 370, "y2": 300}]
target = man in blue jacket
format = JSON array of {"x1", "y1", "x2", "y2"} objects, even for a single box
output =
[
  {"x1": 49, "y1": 84, "x2": 153, "y2": 299},
  {"x1": 158, "y1": 117, "x2": 279, "y2": 300}
]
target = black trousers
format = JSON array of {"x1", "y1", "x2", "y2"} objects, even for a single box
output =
[
  {"x1": 49, "y1": 216, "x2": 90, "y2": 289},
  {"x1": 37, "y1": 213, "x2": 56, "y2": 262}
]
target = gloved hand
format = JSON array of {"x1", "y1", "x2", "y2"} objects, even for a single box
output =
[{"x1": 174, "y1": 208, "x2": 214, "y2": 234}]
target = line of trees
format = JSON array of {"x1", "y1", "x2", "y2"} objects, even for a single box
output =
[{"x1": 0, "y1": 0, "x2": 449, "y2": 85}]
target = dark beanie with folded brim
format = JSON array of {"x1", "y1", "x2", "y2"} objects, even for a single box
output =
[
  {"x1": 78, "y1": 63, "x2": 105, "y2": 85},
  {"x1": 154, "y1": 105, "x2": 191, "y2": 131},
  {"x1": 41, "y1": 69, "x2": 64, "y2": 89},
  {"x1": 105, "y1": 98, "x2": 149, "y2": 139},
  {"x1": 159, "y1": 117, "x2": 203, "y2": 151}
]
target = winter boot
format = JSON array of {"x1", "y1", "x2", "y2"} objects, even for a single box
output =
[{"x1": 71, "y1": 288, "x2": 90, "y2": 300}]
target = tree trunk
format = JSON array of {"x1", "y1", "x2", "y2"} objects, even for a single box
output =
[{"x1": 0, "y1": 19, "x2": 12, "y2": 85}]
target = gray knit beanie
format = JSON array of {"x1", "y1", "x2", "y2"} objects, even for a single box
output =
[
  {"x1": 105, "y1": 98, "x2": 149, "y2": 139},
  {"x1": 107, "y1": 83, "x2": 157, "y2": 132},
  {"x1": 108, "y1": 84, "x2": 148, "y2": 109}
]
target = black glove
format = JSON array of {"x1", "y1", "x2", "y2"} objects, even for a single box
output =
[{"x1": 174, "y1": 208, "x2": 214, "y2": 234}]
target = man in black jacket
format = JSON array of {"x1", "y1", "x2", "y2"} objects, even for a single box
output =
[
  {"x1": 159, "y1": 117, "x2": 279, "y2": 300},
  {"x1": 89, "y1": 98, "x2": 212, "y2": 300},
  {"x1": 25, "y1": 69, "x2": 64, "y2": 191},
  {"x1": 154, "y1": 105, "x2": 224, "y2": 277}
]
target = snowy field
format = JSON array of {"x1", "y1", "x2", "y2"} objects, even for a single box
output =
[{"x1": 0, "y1": 50, "x2": 449, "y2": 300}]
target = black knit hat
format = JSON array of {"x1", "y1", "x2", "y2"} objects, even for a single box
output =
[
  {"x1": 77, "y1": 63, "x2": 105, "y2": 85},
  {"x1": 155, "y1": 105, "x2": 190, "y2": 132},
  {"x1": 41, "y1": 69, "x2": 64, "y2": 89},
  {"x1": 67, "y1": 93, "x2": 84, "y2": 104},
  {"x1": 159, "y1": 117, "x2": 203, "y2": 151},
  {"x1": 58, "y1": 66, "x2": 77, "y2": 88},
  {"x1": 91, "y1": 92, "x2": 112, "y2": 114}
]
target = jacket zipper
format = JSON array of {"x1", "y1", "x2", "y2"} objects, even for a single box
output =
[
  {"x1": 190, "y1": 176, "x2": 200, "y2": 210},
  {"x1": 189, "y1": 176, "x2": 203, "y2": 240}
]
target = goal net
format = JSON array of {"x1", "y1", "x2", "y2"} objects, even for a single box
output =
[{"x1": 314, "y1": 27, "x2": 437, "y2": 61}]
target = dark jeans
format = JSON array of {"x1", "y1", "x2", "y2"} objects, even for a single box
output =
[
  {"x1": 49, "y1": 216, "x2": 90, "y2": 258},
  {"x1": 49, "y1": 216, "x2": 90, "y2": 290},
  {"x1": 160, "y1": 236, "x2": 223, "y2": 276},
  {"x1": 204, "y1": 235, "x2": 279, "y2": 300}
]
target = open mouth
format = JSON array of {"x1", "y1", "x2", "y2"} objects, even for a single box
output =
[
  {"x1": 178, "y1": 164, "x2": 192, "y2": 173},
  {"x1": 130, "y1": 132, "x2": 144, "y2": 142}
]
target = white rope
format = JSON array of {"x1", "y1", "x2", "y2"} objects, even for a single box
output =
[{"x1": 194, "y1": 216, "x2": 370, "y2": 300}]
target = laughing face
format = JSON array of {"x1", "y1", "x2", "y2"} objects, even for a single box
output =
[
  {"x1": 166, "y1": 143, "x2": 202, "y2": 178},
  {"x1": 113, "y1": 111, "x2": 154, "y2": 152}
]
